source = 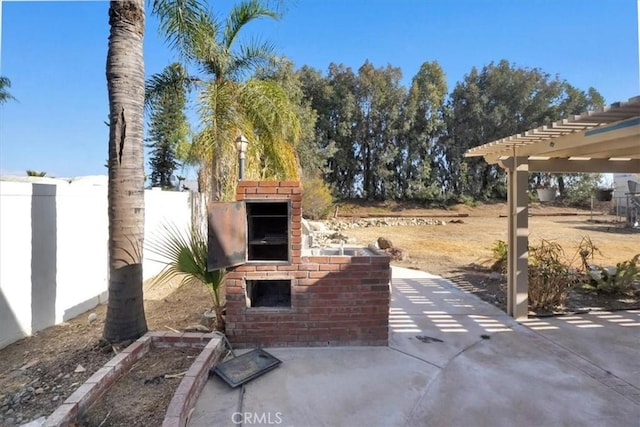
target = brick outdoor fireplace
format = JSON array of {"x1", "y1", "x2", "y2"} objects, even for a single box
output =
[{"x1": 207, "y1": 181, "x2": 391, "y2": 347}]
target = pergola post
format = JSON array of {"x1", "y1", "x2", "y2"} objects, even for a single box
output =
[{"x1": 506, "y1": 156, "x2": 529, "y2": 320}]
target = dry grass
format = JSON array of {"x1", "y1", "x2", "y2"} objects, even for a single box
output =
[{"x1": 339, "y1": 202, "x2": 639, "y2": 276}]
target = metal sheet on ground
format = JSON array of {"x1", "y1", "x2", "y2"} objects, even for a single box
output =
[{"x1": 211, "y1": 349, "x2": 282, "y2": 388}]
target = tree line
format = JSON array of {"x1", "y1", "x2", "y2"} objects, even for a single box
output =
[
  {"x1": 292, "y1": 59, "x2": 604, "y2": 201},
  {"x1": 147, "y1": 55, "x2": 605, "y2": 203}
]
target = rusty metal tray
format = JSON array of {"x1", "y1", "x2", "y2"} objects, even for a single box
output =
[{"x1": 211, "y1": 348, "x2": 282, "y2": 388}]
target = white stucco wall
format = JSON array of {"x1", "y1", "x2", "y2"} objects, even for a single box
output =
[
  {"x1": 0, "y1": 181, "x2": 34, "y2": 348},
  {"x1": 0, "y1": 177, "x2": 197, "y2": 349},
  {"x1": 143, "y1": 188, "x2": 193, "y2": 279}
]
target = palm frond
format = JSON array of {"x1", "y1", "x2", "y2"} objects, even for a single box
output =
[
  {"x1": 152, "y1": 0, "x2": 211, "y2": 60},
  {"x1": 228, "y1": 37, "x2": 276, "y2": 81},
  {"x1": 0, "y1": 76, "x2": 17, "y2": 104},
  {"x1": 146, "y1": 221, "x2": 227, "y2": 318},
  {"x1": 224, "y1": 0, "x2": 280, "y2": 49}
]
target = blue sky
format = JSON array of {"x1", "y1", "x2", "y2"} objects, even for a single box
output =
[{"x1": 0, "y1": 0, "x2": 638, "y2": 179}]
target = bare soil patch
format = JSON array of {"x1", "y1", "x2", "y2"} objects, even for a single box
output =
[
  {"x1": 79, "y1": 346, "x2": 200, "y2": 427},
  {"x1": 339, "y1": 201, "x2": 640, "y2": 314},
  {"x1": 0, "y1": 280, "x2": 211, "y2": 426}
]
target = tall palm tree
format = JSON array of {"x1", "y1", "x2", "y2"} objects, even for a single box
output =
[
  {"x1": 0, "y1": 76, "x2": 16, "y2": 105},
  {"x1": 103, "y1": 0, "x2": 148, "y2": 343},
  {"x1": 150, "y1": 0, "x2": 301, "y2": 201}
]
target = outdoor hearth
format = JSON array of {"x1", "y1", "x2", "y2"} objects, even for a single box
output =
[{"x1": 208, "y1": 181, "x2": 391, "y2": 347}]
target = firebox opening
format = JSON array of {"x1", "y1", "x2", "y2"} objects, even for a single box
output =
[
  {"x1": 246, "y1": 201, "x2": 290, "y2": 262},
  {"x1": 246, "y1": 280, "x2": 291, "y2": 308}
]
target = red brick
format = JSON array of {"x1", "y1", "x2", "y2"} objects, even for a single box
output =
[
  {"x1": 255, "y1": 265, "x2": 278, "y2": 271},
  {"x1": 319, "y1": 264, "x2": 341, "y2": 271},
  {"x1": 276, "y1": 187, "x2": 293, "y2": 194}
]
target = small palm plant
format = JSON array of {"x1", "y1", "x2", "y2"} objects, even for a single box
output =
[{"x1": 146, "y1": 222, "x2": 226, "y2": 330}]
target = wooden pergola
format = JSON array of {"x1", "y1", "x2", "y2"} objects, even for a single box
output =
[{"x1": 465, "y1": 96, "x2": 640, "y2": 320}]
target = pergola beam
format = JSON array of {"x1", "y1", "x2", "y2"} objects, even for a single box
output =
[{"x1": 528, "y1": 158, "x2": 640, "y2": 173}]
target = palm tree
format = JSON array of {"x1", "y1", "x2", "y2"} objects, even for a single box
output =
[
  {"x1": 150, "y1": 0, "x2": 301, "y2": 201},
  {"x1": 103, "y1": 0, "x2": 148, "y2": 343},
  {"x1": 0, "y1": 76, "x2": 16, "y2": 105},
  {"x1": 146, "y1": 222, "x2": 227, "y2": 330}
]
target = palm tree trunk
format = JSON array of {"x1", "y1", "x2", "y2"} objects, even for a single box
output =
[{"x1": 103, "y1": 0, "x2": 148, "y2": 343}]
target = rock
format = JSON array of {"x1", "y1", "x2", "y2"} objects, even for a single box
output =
[
  {"x1": 184, "y1": 324, "x2": 211, "y2": 333},
  {"x1": 34, "y1": 388, "x2": 43, "y2": 395},
  {"x1": 4, "y1": 417, "x2": 16, "y2": 425},
  {"x1": 377, "y1": 237, "x2": 393, "y2": 250},
  {"x1": 385, "y1": 247, "x2": 408, "y2": 261},
  {"x1": 88, "y1": 313, "x2": 97, "y2": 323},
  {"x1": 19, "y1": 416, "x2": 46, "y2": 427},
  {"x1": 489, "y1": 272, "x2": 502, "y2": 280},
  {"x1": 74, "y1": 364, "x2": 86, "y2": 373},
  {"x1": 51, "y1": 395, "x2": 59, "y2": 402},
  {"x1": 63, "y1": 374, "x2": 70, "y2": 379},
  {"x1": 19, "y1": 360, "x2": 38, "y2": 371},
  {"x1": 307, "y1": 221, "x2": 329, "y2": 232}
]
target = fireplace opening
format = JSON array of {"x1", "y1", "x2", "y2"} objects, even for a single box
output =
[
  {"x1": 246, "y1": 201, "x2": 290, "y2": 262},
  {"x1": 246, "y1": 280, "x2": 291, "y2": 308}
]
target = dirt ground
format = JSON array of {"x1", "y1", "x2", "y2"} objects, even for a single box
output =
[
  {"x1": 0, "y1": 202, "x2": 638, "y2": 426},
  {"x1": 339, "y1": 201, "x2": 640, "y2": 314},
  {"x1": 79, "y1": 346, "x2": 201, "y2": 427},
  {"x1": 0, "y1": 280, "x2": 212, "y2": 426}
]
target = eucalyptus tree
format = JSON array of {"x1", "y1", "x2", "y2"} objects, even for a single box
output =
[
  {"x1": 302, "y1": 63, "x2": 360, "y2": 198},
  {"x1": 355, "y1": 61, "x2": 405, "y2": 200},
  {"x1": 104, "y1": 0, "x2": 148, "y2": 343},
  {"x1": 0, "y1": 76, "x2": 16, "y2": 104},
  {"x1": 150, "y1": 0, "x2": 301, "y2": 201},
  {"x1": 442, "y1": 60, "x2": 567, "y2": 200},
  {"x1": 396, "y1": 61, "x2": 447, "y2": 200},
  {"x1": 442, "y1": 61, "x2": 606, "y2": 201}
]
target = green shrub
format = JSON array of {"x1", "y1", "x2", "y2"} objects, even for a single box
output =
[
  {"x1": 302, "y1": 177, "x2": 334, "y2": 220},
  {"x1": 488, "y1": 240, "x2": 508, "y2": 273},
  {"x1": 458, "y1": 194, "x2": 476, "y2": 207},
  {"x1": 587, "y1": 254, "x2": 640, "y2": 295},
  {"x1": 528, "y1": 240, "x2": 578, "y2": 311},
  {"x1": 574, "y1": 236, "x2": 601, "y2": 272}
]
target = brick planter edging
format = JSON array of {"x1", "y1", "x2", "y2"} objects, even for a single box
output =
[{"x1": 43, "y1": 332, "x2": 224, "y2": 427}]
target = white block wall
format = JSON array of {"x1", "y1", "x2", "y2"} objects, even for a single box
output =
[{"x1": 0, "y1": 177, "x2": 198, "y2": 349}]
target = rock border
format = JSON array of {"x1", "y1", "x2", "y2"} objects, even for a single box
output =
[{"x1": 42, "y1": 332, "x2": 224, "y2": 427}]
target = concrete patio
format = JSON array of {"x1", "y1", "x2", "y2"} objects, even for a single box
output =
[{"x1": 188, "y1": 266, "x2": 640, "y2": 427}]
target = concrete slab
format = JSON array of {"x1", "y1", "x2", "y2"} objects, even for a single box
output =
[
  {"x1": 408, "y1": 329, "x2": 640, "y2": 427},
  {"x1": 188, "y1": 347, "x2": 439, "y2": 427},
  {"x1": 188, "y1": 266, "x2": 640, "y2": 427},
  {"x1": 520, "y1": 310, "x2": 640, "y2": 388}
]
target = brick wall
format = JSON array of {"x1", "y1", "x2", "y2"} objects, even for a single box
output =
[{"x1": 225, "y1": 181, "x2": 390, "y2": 347}]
